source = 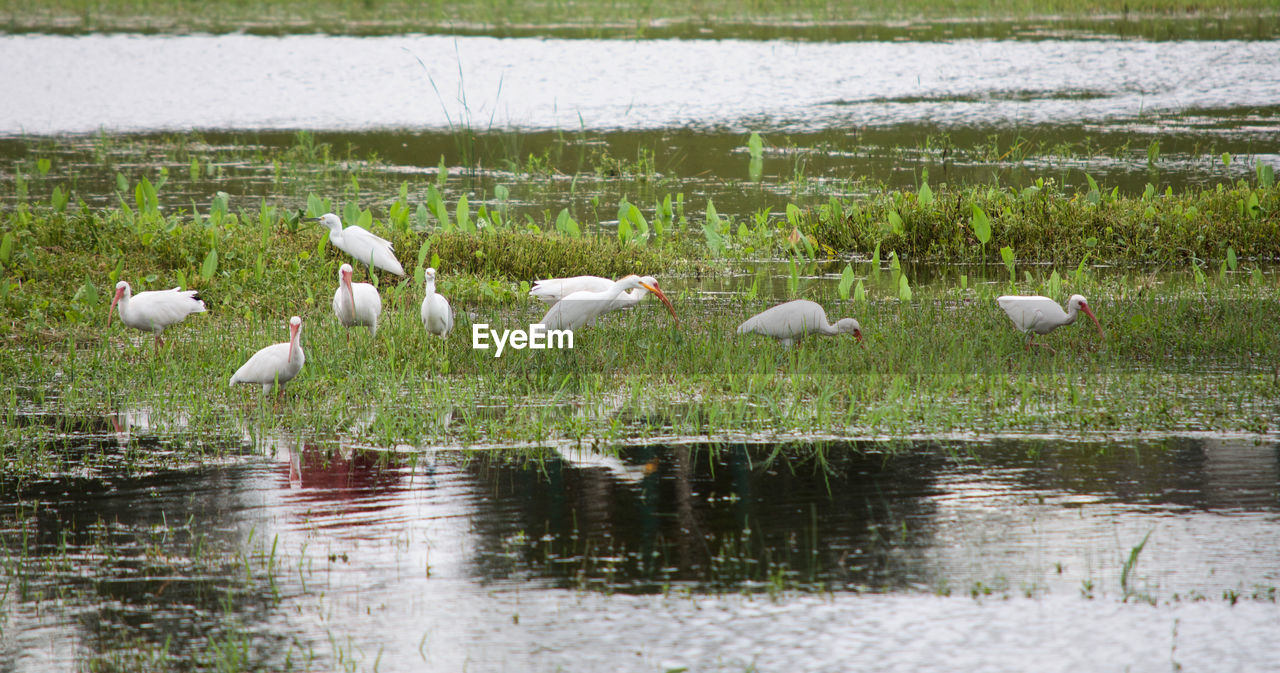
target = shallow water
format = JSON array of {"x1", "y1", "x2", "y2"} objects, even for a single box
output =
[
  {"x1": 3, "y1": 34, "x2": 1280, "y2": 135},
  {"x1": 2, "y1": 430, "x2": 1278, "y2": 671}
]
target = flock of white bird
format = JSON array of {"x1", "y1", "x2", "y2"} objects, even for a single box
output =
[{"x1": 107, "y1": 212, "x2": 1105, "y2": 395}]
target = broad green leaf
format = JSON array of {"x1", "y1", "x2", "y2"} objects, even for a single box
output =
[
  {"x1": 853, "y1": 279, "x2": 866, "y2": 304},
  {"x1": 838, "y1": 263, "x2": 855, "y2": 300},
  {"x1": 703, "y1": 200, "x2": 726, "y2": 257},
  {"x1": 51, "y1": 186, "x2": 69, "y2": 213},
  {"x1": 786, "y1": 203, "x2": 802, "y2": 227},
  {"x1": 200, "y1": 248, "x2": 218, "y2": 280},
  {"x1": 747, "y1": 132, "x2": 764, "y2": 160},
  {"x1": 1257, "y1": 160, "x2": 1275, "y2": 188},
  {"x1": 1226, "y1": 247, "x2": 1238, "y2": 271},
  {"x1": 457, "y1": 194, "x2": 472, "y2": 232},
  {"x1": 918, "y1": 180, "x2": 933, "y2": 208},
  {"x1": 898, "y1": 274, "x2": 912, "y2": 302},
  {"x1": 887, "y1": 210, "x2": 904, "y2": 236},
  {"x1": 417, "y1": 240, "x2": 431, "y2": 268},
  {"x1": 970, "y1": 204, "x2": 991, "y2": 245},
  {"x1": 1000, "y1": 246, "x2": 1015, "y2": 281},
  {"x1": 0, "y1": 232, "x2": 14, "y2": 264},
  {"x1": 306, "y1": 192, "x2": 326, "y2": 218},
  {"x1": 627, "y1": 204, "x2": 650, "y2": 239}
]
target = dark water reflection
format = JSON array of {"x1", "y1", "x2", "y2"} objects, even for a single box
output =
[{"x1": 2, "y1": 431, "x2": 1278, "y2": 670}]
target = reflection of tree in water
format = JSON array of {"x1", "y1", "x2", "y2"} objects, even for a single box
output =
[
  {"x1": 984, "y1": 437, "x2": 1280, "y2": 512},
  {"x1": 466, "y1": 443, "x2": 946, "y2": 592},
  {"x1": 0, "y1": 431, "x2": 301, "y2": 671}
]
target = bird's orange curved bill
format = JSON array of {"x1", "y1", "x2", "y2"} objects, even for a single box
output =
[
  {"x1": 1081, "y1": 304, "x2": 1104, "y2": 338},
  {"x1": 107, "y1": 287, "x2": 124, "y2": 326},
  {"x1": 640, "y1": 282, "x2": 680, "y2": 328}
]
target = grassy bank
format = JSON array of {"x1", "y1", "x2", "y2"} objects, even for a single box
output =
[
  {"x1": 3, "y1": 0, "x2": 1279, "y2": 38},
  {"x1": 1, "y1": 129, "x2": 1278, "y2": 450}
]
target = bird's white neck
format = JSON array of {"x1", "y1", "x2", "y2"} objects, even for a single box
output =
[{"x1": 1062, "y1": 303, "x2": 1079, "y2": 325}]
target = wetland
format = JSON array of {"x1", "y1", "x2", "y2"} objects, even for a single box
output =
[{"x1": 1, "y1": 6, "x2": 1279, "y2": 672}]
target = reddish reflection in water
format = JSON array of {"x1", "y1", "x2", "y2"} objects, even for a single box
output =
[{"x1": 275, "y1": 443, "x2": 411, "y2": 532}]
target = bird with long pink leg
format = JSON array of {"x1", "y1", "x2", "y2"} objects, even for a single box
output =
[
  {"x1": 996, "y1": 294, "x2": 1104, "y2": 353},
  {"x1": 108, "y1": 280, "x2": 207, "y2": 351},
  {"x1": 230, "y1": 316, "x2": 306, "y2": 396}
]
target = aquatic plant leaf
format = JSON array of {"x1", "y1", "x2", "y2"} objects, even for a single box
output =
[
  {"x1": 918, "y1": 179, "x2": 933, "y2": 208},
  {"x1": 887, "y1": 210, "x2": 904, "y2": 236},
  {"x1": 970, "y1": 204, "x2": 991, "y2": 245},
  {"x1": 702, "y1": 200, "x2": 726, "y2": 257},
  {"x1": 200, "y1": 248, "x2": 218, "y2": 281},
  {"x1": 838, "y1": 263, "x2": 855, "y2": 300},
  {"x1": 747, "y1": 132, "x2": 764, "y2": 161},
  {"x1": 1000, "y1": 246, "x2": 1015, "y2": 281}
]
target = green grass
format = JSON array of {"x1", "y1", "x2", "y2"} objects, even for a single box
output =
[
  {"x1": 3, "y1": 0, "x2": 1279, "y2": 38},
  {"x1": 807, "y1": 175, "x2": 1280, "y2": 264},
  {"x1": 1, "y1": 129, "x2": 1278, "y2": 453}
]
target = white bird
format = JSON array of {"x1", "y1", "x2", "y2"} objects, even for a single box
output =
[
  {"x1": 539, "y1": 275, "x2": 678, "y2": 331},
  {"x1": 230, "y1": 316, "x2": 306, "y2": 394},
  {"x1": 332, "y1": 263, "x2": 382, "y2": 336},
  {"x1": 108, "y1": 280, "x2": 207, "y2": 349},
  {"x1": 420, "y1": 267, "x2": 454, "y2": 338},
  {"x1": 313, "y1": 213, "x2": 405, "y2": 276},
  {"x1": 736, "y1": 299, "x2": 862, "y2": 349},
  {"x1": 529, "y1": 275, "x2": 615, "y2": 304},
  {"x1": 997, "y1": 294, "x2": 1104, "y2": 352},
  {"x1": 530, "y1": 274, "x2": 670, "y2": 325}
]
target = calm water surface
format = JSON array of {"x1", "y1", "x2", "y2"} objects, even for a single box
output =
[
  {"x1": 3, "y1": 34, "x2": 1280, "y2": 134},
  {"x1": 3, "y1": 426, "x2": 1278, "y2": 671}
]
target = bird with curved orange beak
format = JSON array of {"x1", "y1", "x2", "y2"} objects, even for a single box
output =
[
  {"x1": 538, "y1": 275, "x2": 679, "y2": 331},
  {"x1": 997, "y1": 294, "x2": 1104, "y2": 353}
]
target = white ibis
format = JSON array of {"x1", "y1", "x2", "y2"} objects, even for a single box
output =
[
  {"x1": 229, "y1": 316, "x2": 306, "y2": 394},
  {"x1": 529, "y1": 275, "x2": 615, "y2": 304},
  {"x1": 313, "y1": 213, "x2": 405, "y2": 276},
  {"x1": 736, "y1": 299, "x2": 861, "y2": 349},
  {"x1": 996, "y1": 294, "x2": 1104, "y2": 352},
  {"x1": 420, "y1": 267, "x2": 454, "y2": 338},
  {"x1": 332, "y1": 263, "x2": 382, "y2": 336},
  {"x1": 531, "y1": 274, "x2": 671, "y2": 324},
  {"x1": 538, "y1": 275, "x2": 678, "y2": 331},
  {"x1": 108, "y1": 281, "x2": 207, "y2": 349}
]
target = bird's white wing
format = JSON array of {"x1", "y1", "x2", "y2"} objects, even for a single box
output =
[
  {"x1": 345, "y1": 225, "x2": 393, "y2": 249},
  {"x1": 230, "y1": 342, "x2": 291, "y2": 385},
  {"x1": 997, "y1": 295, "x2": 1063, "y2": 333},
  {"x1": 530, "y1": 276, "x2": 613, "y2": 304},
  {"x1": 737, "y1": 300, "x2": 825, "y2": 339},
  {"x1": 130, "y1": 289, "x2": 206, "y2": 327}
]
